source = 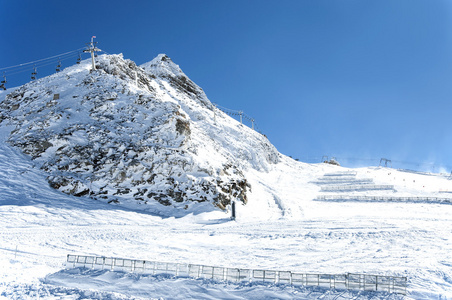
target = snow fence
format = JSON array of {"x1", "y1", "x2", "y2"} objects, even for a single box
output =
[
  {"x1": 316, "y1": 195, "x2": 452, "y2": 204},
  {"x1": 320, "y1": 184, "x2": 394, "y2": 192},
  {"x1": 66, "y1": 254, "x2": 407, "y2": 295},
  {"x1": 313, "y1": 178, "x2": 374, "y2": 185}
]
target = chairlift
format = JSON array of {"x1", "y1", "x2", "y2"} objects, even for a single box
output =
[
  {"x1": 31, "y1": 66, "x2": 37, "y2": 80},
  {"x1": 56, "y1": 58, "x2": 61, "y2": 72},
  {"x1": 0, "y1": 73, "x2": 6, "y2": 90},
  {"x1": 76, "y1": 52, "x2": 81, "y2": 64}
]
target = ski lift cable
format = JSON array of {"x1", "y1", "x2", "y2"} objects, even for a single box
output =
[
  {"x1": 1, "y1": 52, "x2": 82, "y2": 75},
  {"x1": 214, "y1": 103, "x2": 242, "y2": 114},
  {"x1": 214, "y1": 103, "x2": 256, "y2": 122},
  {"x1": 3, "y1": 53, "x2": 82, "y2": 76},
  {"x1": 243, "y1": 114, "x2": 255, "y2": 122},
  {"x1": 2, "y1": 52, "x2": 80, "y2": 75},
  {"x1": 0, "y1": 47, "x2": 86, "y2": 72}
]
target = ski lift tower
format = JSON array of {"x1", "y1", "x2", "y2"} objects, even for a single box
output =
[
  {"x1": 379, "y1": 158, "x2": 392, "y2": 168},
  {"x1": 83, "y1": 36, "x2": 101, "y2": 71}
]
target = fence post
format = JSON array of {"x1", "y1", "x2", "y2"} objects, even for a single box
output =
[
  {"x1": 404, "y1": 277, "x2": 407, "y2": 295},
  {"x1": 231, "y1": 201, "x2": 236, "y2": 220}
]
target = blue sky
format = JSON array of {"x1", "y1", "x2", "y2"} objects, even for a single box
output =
[{"x1": 1, "y1": 0, "x2": 452, "y2": 172}]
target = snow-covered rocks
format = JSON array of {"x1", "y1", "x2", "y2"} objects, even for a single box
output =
[{"x1": 0, "y1": 54, "x2": 279, "y2": 215}]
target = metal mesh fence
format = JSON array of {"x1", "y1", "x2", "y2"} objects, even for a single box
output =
[
  {"x1": 316, "y1": 195, "x2": 452, "y2": 204},
  {"x1": 66, "y1": 254, "x2": 407, "y2": 295},
  {"x1": 313, "y1": 178, "x2": 374, "y2": 185},
  {"x1": 320, "y1": 184, "x2": 394, "y2": 192}
]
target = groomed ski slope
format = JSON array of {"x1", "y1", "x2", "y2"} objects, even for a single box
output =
[{"x1": 1, "y1": 92, "x2": 452, "y2": 299}]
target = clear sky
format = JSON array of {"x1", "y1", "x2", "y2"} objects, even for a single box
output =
[{"x1": 1, "y1": 0, "x2": 452, "y2": 172}]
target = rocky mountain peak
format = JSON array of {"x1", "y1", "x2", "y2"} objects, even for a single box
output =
[
  {"x1": 141, "y1": 54, "x2": 184, "y2": 78},
  {"x1": 141, "y1": 54, "x2": 211, "y2": 108},
  {"x1": 0, "y1": 53, "x2": 280, "y2": 216}
]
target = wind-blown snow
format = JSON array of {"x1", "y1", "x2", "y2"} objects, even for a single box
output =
[{"x1": 1, "y1": 55, "x2": 452, "y2": 299}]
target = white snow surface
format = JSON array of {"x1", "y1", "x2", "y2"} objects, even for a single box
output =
[{"x1": 0, "y1": 56, "x2": 452, "y2": 299}]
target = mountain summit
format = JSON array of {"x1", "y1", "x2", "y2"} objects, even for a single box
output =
[{"x1": 0, "y1": 54, "x2": 279, "y2": 216}]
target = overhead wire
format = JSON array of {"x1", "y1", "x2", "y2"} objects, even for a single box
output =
[
  {"x1": 4, "y1": 52, "x2": 83, "y2": 77},
  {"x1": 213, "y1": 102, "x2": 264, "y2": 134},
  {"x1": 0, "y1": 46, "x2": 112, "y2": 87},
  {"x1": 0, "y1": 47, "x2": 112, "y2": 81},
  {"x1": 0, "y1": 47, "x2": 86, "y2": 72}
]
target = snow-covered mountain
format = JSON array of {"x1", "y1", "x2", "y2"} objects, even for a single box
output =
[
  {"x1": 0, "y1": 54, "x2": 279, "y2": 216},
  {"x1": 1, "y1": 54, "x2": 452, "y2": 299}
]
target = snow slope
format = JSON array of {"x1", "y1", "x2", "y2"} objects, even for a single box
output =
[{"x1": 1, "y1": 56, "x2": 452, "y2": 299}]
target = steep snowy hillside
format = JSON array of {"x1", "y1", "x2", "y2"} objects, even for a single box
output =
[{"x1": 0, "y1": 54, "x2": 279, "y2": 216}]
